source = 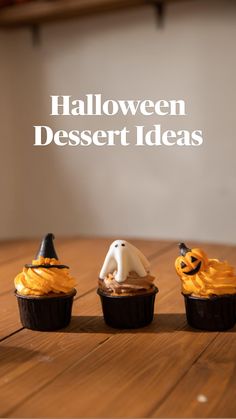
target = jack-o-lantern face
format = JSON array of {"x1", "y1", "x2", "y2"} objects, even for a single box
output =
[{"x1": 175, "y1": 243, "x2": 208, "y2": 278}]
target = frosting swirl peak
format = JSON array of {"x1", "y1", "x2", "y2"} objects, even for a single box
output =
[
  {"x1": 180, "y1": 259, "x2": 236, "y2": 297},
  {"x1": 15, "y1": 257, "x2": 76, "y2": 296}
]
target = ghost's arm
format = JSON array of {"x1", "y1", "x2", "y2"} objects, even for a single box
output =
[
  {"x1": 131, "y1": 254, "x2": 149, "y2": 277},
  {"x1": 99, "y1": 253, "x2": 116, "y2": 279},
  {"x1": 134, "y1": 247, "x2": 150, "y2": 272}
]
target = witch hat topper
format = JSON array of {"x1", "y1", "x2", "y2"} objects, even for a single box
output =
[
  {"x1": 25, "y1": 233, "x2": 69, "y2": 269},
  {"x1": 179, "y1": 242, "x2": 191, "y2": 256},
  {"x1": 36, "y1": 233, "x2": 58, "y2": 260}
]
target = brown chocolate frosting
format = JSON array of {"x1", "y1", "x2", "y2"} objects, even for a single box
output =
[{"x1": 99, "y1": 271, "x2": 155, "y2": 296}]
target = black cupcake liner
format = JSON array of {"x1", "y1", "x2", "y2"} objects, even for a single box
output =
[
  {"x1": 183, "y1": 293, "x2": 236, "y2": 331},
  {"x1": 97, "y1": 287, "x2": 158, "y2": 329},
  {"x1": 15, "y1": 288, "x2": 77, "y2": 331}
]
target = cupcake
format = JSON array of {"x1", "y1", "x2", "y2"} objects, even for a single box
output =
[
  {"x1": 15, "y1": 233, "x2": 77, "y2": 331},
  {"x1": 97, "y1": 240, "x2": 158, "y2": 329},
  {"x1": 175, "y1": 242, "x2": 236, "y2": 331}
]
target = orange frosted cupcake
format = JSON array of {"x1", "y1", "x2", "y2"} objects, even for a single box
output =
[
  {"x1": 15, "y1": 233, "x2": 77, "y2": 331},
  {"x1": 175, "y1": 242, "x2": 236, "y2": 331}
]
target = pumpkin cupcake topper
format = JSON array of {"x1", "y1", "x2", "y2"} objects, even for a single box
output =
[{"x1": 175, "y1": 242, "x2": 208, "y2": 278}]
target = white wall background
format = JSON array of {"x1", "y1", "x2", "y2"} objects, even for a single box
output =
[{"x1": 0, "y1": 0, "x2": 236, "y2": 243}]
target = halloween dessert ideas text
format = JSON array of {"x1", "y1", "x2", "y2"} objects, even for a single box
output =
[
  {"x1": 98, "y1": 240, "x2": 158, "y2": 329},
  {"x1": 175, "y1": 242, "x2": 236, "y2": 331},
  {"x1": 15, "y1": 233, "x2": 77, "y2": 331}
]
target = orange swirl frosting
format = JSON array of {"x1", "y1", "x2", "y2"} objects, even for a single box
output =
[
  {"x1": 180, "y1": 259, "x2": 236, "y2": 297},
  {"x1": 175, "y1": 243, "x2": 236, "y2": 298},
  {"x1": 15, "y1": 256, "x2": 77, "y2": 296}
]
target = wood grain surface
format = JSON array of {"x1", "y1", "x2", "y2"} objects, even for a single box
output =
[{"x1": 0, "y1": 237, "x2": 236, "y2": 417}]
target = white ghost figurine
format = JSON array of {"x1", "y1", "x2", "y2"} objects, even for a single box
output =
[{"x1": 99, "y1": 240, "x2": 150, "y2": 283}]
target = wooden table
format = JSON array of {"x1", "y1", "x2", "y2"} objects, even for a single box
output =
[{"x1": 1, "y1": 237, "x2": 236, "y2": 418}]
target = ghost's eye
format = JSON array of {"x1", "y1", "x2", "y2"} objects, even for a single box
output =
[
  {"x1": 115, "y1": 244, "x2": 118, "y2": 248},
  {"x1": 121, "y1": 243, "x2": 125, "y2": 247}
]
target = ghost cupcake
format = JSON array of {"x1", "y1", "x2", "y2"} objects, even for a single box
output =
[
  {"x1": 15, "y1": 233, "x2": 77, "y2": 331},
  {"x1": 175, "y1": 242, "x2": 236, "y2": 331},
  {"x1": 97, "y1": 240, "x2": 158, "y2": 328}
]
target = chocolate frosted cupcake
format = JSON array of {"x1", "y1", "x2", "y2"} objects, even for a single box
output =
[
  {"x1": 15, "y1": 233, "x2": 77, "y2": 331},
  {"x1": 175, "y1": 242, "x2": 236, "y2": 331},
  {"x1": 98, "y1": 240, "x2": 158, "y2": 329}
]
